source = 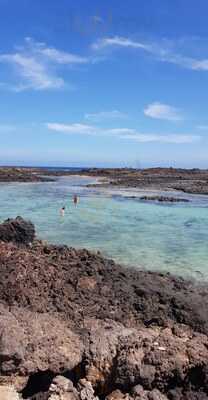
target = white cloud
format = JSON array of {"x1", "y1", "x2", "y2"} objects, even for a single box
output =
[
  {"x1": 107, "y1": 128, "x2": 134, "y2": 135},
  {"x1": 92, "y1": 36, "x2": 208, "y2": 71},
  {"x1": 189, "y1": 60, "x2": 208, "y2": 71},
  {"x1": 144, "y1": 102, "x2": 183, "y2": 121},
  {"x1": 46, "y1": 123, "x2": 98, "y2": 135},
  {"x1": 37, "y1": 47, "x2": 88, "y2": 65},
  {"x1": 159, "y1": 53, "x2": 208, "y2": 71},
  {"x1": 0, "y1": 37, "x2": 89, "y2": 91},
  {"x1": 46, "y1": 122, "x2": 199, "y2": 144},
  {"x1": 0, "y1": 53, "x2": 64, "y2": 91},
  {"x1": 92, "y1": 36, "x2": 151, "y2": 51},
  {"x1": 122, "y1": 133, "x2": 198, "y2": 144},
  {"x1": 85, "y1": 110, "x2": 127, "y2": 121}
]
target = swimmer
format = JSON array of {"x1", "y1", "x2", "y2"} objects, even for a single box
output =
[
  {"x1": 73, "y1": 194, "x2": 79, "y2": 207},
  {"x1": 60, "y1": 206, "x2": 65, "y2": 217}
]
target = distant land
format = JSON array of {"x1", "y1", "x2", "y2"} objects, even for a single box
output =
[{"x1": 0, "y1": 166, "x2": 208, "y2": 195}]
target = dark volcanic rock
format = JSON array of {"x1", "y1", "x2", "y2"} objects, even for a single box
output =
[
  {"x1": 0, "y1": 167, "x2": 53, "y2": 183},
  {"x1": 1, "y1": 166, "x2": 208, "y2": 194},
  {"x1": 0, "y1": 217, "x2": 35, "y2": 244},
  {"x1": 84, "y1": 319, "x2": 208, "y2": 396},
  {"x1": 0, "y1": 239, "x2": 208, "y2": 335},
  {"x1": 0, "y1": 218, "x2": 208, "y2": 399}
]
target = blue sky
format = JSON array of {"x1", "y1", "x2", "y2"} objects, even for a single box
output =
[{"x1": 1, "y1": 0, "x2": 208, "y2": 167}]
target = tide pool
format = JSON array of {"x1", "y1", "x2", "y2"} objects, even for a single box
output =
[{"x1": 0, "y1": 176, "x2": 208, "y2": 280}]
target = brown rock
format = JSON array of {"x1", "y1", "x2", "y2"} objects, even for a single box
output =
[
  {"x1": 84, "y1": 320, "x2": 208, "y2": 395},
  {"x1": 0, "y1": 385, "x2": 20, "y2": 400},
  {"x1": 106, "y1": 389, "x2": 125, "y2": 400},
  {"x1": 78, "y1": 379, "x2": 99, "y2": 400},
  {"x1": 49, "y1": 376, "x2": 79, "y2": 400},
  {"x1": 77, "y1": 277, "x2": 97, "y2": 290},
  {"x1": 0, "y1": 306, "x2": 84, "y2": 377},
  {"x1": 148, "y1": 389, "x2": 168, "y2": 400},
  {"x1": 0, "y1": 235, "x2": 208, "y2": 337}
]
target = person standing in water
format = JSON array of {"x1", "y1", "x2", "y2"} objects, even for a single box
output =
[
  {"x1": 60, "y1": 206, "x2": 65, "y2": 217},
  {"x1": 73, "y1": 194, "x2": 79, "y2": 207}
]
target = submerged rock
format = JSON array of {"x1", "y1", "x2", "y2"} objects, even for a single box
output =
[{"x1": 140, "y1": 196, "x2": 189, "y2": 203}]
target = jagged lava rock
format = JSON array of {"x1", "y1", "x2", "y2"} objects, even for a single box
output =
[
  {"x1": 0, "y1": 218, "x2": 208, "y2": 399},
  {"x1": 0, "y1": 304, "x2": 84, "y2": 378},
  {"x1": 0, "y1": 237, "x2": 208, "y2": 335},
  {"x1": 84, "y1": 319, "x2": 208, "y2": 396},
  {"x1": 0, "y1": 216, "x2": 35, "y2": 244}
]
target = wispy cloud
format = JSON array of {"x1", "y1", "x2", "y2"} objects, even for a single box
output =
[
  {"x1": 85, "y1": 110, "x2": 127, "y2": 121},
  {"x1": 144, "y1": 102, "x2": 183, "y2": 121},
  {"x1": 46, "y1": 123, "x2": 97, "y2": 135},
  {"x1": 92, "y1": 36, "x2": 151, "y2": 51},
  {"x1": 36, "y1": 45, "x2": 88, "y2": 65},
  {"x1": 0, "y1": 37, "x2": 89, "y2": 91},
  {"x1": 121, "y1": 133, "x2": 197, "y2": 144},
  {"x1": 92, "y1": 36, "x2": 208, "y2": 71},
  {"x1": 46, "y1": 122, "x2": 199, "y2": 144}
]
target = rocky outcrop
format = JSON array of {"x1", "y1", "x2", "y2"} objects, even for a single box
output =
[
  {"x1": 1, "y1": 315, "x2": 208, "y2": 399},
  {"x1": 0, "y1": 217, "x2": 35, "y2": 244},
  {"x1": 0, "y1": 238, "x2": 207, "y2": 334},
  {"x1": 84, "y1": 319, "x2": 208, "y2": 398},
  {"x1": 0, "y1": 218, "x2": 208, "y2": 399},
  {"x1": 74, "y1": 167, "x2": 208, "y2": 195},
  {"x1": 1, "y1": 167, "x2": 208, "y2": 195},
  {"x1": 0, "y1": 167, "x2": 53, "y2": 182},
  {"x1": 0, "y1": 305, "x2": 84, "y2": 379}
]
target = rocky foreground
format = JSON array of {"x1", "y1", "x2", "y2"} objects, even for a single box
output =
[{"x1": 0, "y1": 218, "x2": 208, "y2": 400}]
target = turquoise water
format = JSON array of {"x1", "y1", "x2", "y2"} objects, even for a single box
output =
[{"x1": 0, "y1": 176, "x2": 208, "y2": 280}]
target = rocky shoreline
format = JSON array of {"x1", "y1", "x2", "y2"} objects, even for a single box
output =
[
  {"x1": 0, "y1": 167, "x2": 53, "y2": 183},
  {"x1": 1, "y1": 167, "x2": 208, "y2": 196},
  {"x1": 76, "y1": 167, "x2": 208, "y2": 195},
  {"x1": 0, "y1": 217, "x2": 208, "y2": 399}
]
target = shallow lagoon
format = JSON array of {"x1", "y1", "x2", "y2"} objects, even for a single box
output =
[{"x1": 0, "y1": 176, "x2": 208, "y2": 280}]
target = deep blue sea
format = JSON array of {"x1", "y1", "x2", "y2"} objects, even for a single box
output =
[{"x1": 0, "y1": 172, "x2": 208, "y2": 280}]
